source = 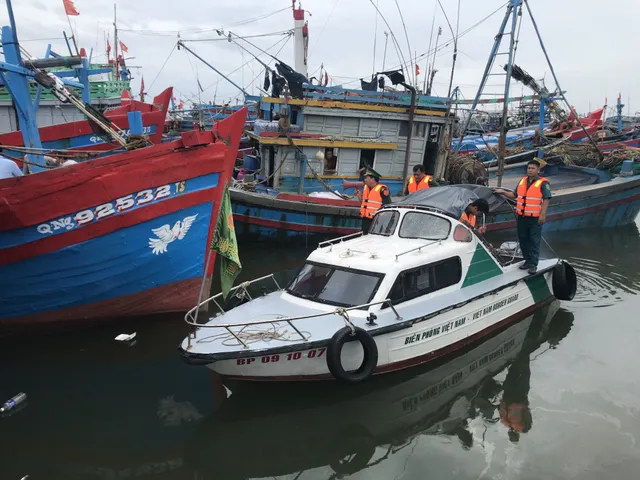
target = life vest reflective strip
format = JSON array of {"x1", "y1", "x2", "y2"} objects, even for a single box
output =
[
  {"x1": 360, "y1": 184, "x2": 387, "y2": 219},
  {"x1": 460, "y1": 211, "x2": 476, "y2": 227},
  {"x1": 515, "y1": 176, "x2": 549, "y2": 217},
  {"x1": 407, "y1": 175, "x2": 432, "y2": 193},
  {"x1": 499, "y1": 401, "x2": 527, "y2": 432}
]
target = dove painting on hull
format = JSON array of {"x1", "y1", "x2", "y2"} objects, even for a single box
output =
[{"x1": 0, "y1": 108, "x2": 247, "y2": 335}]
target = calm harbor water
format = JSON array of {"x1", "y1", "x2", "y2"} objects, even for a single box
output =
[{"x1": 1, "y1": 221, "x2": 640, "y2": 480}]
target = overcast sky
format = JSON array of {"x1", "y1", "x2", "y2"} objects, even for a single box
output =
[{"x1": 7, "y1": 0, "x2": 639, "y2": 116}]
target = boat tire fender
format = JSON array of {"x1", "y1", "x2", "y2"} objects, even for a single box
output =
[
  {"x1": 326, "y1": 327, "x2": 378, "y2": 384},
  {"x1": 552, "y1": 260, "x2": 577, "y2": 301}
]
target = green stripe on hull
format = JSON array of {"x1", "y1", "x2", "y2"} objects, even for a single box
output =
[
  {"x1": 525, "y1": 274, "x2": 552, "y2": 303},
  {"x1": 461, "y1": 244, "x2": 503, "y2": 288}
]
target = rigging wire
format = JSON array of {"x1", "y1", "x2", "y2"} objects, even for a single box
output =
[
  {"x1": 393, "y1": 0, "x2": 415, "y2": 85},
  {"x1": 193, "y1": 35, "x2": 291, "y2": 99},
  {"x1": 180, "y1": 29, "x2": 293, "y2": 43},
  {"x1": 118, "y1": 6, "x2": 290, "y2": 36},
  {"x1": 309, "y1": 0, "x2": 340, "y2": 58},
  {"x1": 367, "y1": 0, "x2": 409, "y2": 78},
  {"x1": 147, "y1": 43, "x2": 177, "y2": 93},
  {"x1": 371, "y1": 0, "x2": 379, "y2": 77},
  {"x1": 341, "y1": 2, "x2": 508, "y2": 88}
]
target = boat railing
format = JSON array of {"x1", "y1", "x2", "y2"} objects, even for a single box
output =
[
  {"x1": 185, "y1": 274, "x2": 282, "y2": 324},
  {"x1": 395, "y1": 240, "x2": 441, "y2": 261},
  {"x1": 184, "y1": 295, "x2": 402, "y2": 350},
  {"x1": 318, "y1": 231, "x2": 363, "y2": 250}
]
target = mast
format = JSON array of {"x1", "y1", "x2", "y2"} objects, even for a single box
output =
[
  {"x1": 292, "y1": 1, "x2": 308, "y2": 77},
  {"x1": 113, "y1": 3, "x2": 119, "y2": 79}
]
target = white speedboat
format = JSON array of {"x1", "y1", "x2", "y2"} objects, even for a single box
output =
[{"x1": 180, "y1": 186, "x2": 577, "y2": 383}]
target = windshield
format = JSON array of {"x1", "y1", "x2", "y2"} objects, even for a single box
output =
[
  {"x1": 287, "y1": 263, "x2": 383, "y2": 307},
  {"x1": 369, "y1": 210, "x2": 400, "y2": 236},
  {"x1": 399, "y1": 211, "x2": 451, "y2": 240}
]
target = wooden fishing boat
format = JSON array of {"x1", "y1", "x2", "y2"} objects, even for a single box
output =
[
  {"x1": 0, "y1": 88, "x2": 172, "y2": 159},
  {"x1": 0, "y1": 108, "x2": 247, "y2": 333},
  {"x1": 180, "y1": 187, "x2": 576, "y2": 382}
]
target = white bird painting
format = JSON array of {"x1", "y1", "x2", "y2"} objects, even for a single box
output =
[{"x1": 148, "y1": 214, "x2": 198, "y2": 255}]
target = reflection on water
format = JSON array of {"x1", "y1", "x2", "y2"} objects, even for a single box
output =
[{"x1": 186, "y1": 302, "x2": 574, "y2": 480}]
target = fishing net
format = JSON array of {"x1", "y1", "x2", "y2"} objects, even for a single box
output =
[{"x1": 445, "y1": 154, "x2": 489, "y2": 186}]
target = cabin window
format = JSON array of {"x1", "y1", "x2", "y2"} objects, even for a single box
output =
[
  {"x1": 359, "y1": 149, "x2": 376, "y2": 175},
  {"x1": 399, "y1": 122, "x2": 427, "y2": 137},
  {"x1": 399, "y1": 212, "x2": 451, "y2": 241},
  {"x1": 387, "y1": 257, "x2": 462, "y2": 306},
  {"x1": 287, "y1": 262, "x2": 383, "y2": 308},
  {"x1": 369, "y1": 210, "x2": 399, "y2": 236}
]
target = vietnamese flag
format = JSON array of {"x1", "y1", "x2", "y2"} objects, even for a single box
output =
[
  {"x1": 415, "y1": 64, "x2": 420, "y2": 76},
  {"x1": 63, "y1": 0, "x2": 80, "y2": 16},
  {"x1": 119, "y1": 41, "x2": 129, "y2": 53}
]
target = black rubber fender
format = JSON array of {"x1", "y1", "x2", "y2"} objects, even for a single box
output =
[
  {"x1": 552, "y1": 260, "x2": 577, "y2": 301},
  {"x1": 326, "y1": 327, "x2": 378, "y2": 384}
]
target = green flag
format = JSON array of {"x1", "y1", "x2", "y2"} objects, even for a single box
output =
[{"x1": 210, "y1": 182, "x2": 241, "y2": 300}]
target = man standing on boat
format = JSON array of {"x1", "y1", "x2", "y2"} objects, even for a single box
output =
[
  {"x1": 358, "y1": 167, "x2": 391, "y2": 234},
  {"x1": 405, "y1": 164, "x2": 438, "y2": 194},
  {"x1": 494, "y1": 159, "x2": 551, "y2": 274}
]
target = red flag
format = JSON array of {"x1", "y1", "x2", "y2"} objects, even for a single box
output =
[
  {"x1": 415, "y1": 64, "x2": 420, "y2": 76},
  {"x1": 323, "y1": 71, "x2": 328, "y2": 86},
  {"x1": 63, "y1": 0, "x2": 80, "y2": 16},
  {"x1": 140, "y1": 76, "x2": 145, "y2": 95},
  {"x1": 106, "y1": 39, "x2": 111, "y2": 55},
  {"x1": 119, "y1": 41, "x2": 128, "y2": 53}
]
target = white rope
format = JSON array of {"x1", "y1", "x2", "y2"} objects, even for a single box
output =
[{"x1": 196, "y1": 322, "x2": 311, "y2": 347}]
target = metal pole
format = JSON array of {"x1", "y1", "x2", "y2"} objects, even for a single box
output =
[
  {"x1": 114, "y1": 3, "x2": 119, "y2": 80},
  {"x1": 446, "y1": 0, "x2": 461, "y2": 99},
  {"x1": 522, "y1": 0, "x2": 603, "y2": 160},
  {"x1": 65, "y1": 15, "x2": 79, "y2": 55},
  {"x1": 537, "y1": 98, "x2": 545, "y2": 159},
  {"x1": 496, "y1": 1, "x2": 522, "y2": 187},
  {"x1": 5, "y1": 0, "x2": 19, "y2": 43},
  {"x1": 402, "y1": 84, "x2": 417, "y2": 192},
  {"x1": 381, "y1": 31, "x2": 389, "y2": 72},
  {"x1": 454, "y1": 4, "x2": 513, "y2": 154},
  {"x1": 178, "y1": 42, "x2": 250, "y2": 97}
]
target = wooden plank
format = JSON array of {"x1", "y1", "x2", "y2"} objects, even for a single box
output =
[
  {"x1": 260, "y1": 97, "x2": 447, "y2": 117},
  {"x1": 246, "y1": 133, "x2": 398, "y2": 150}
]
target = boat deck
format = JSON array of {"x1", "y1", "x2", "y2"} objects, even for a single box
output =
[{"x1": 489, "y1": 168, "x2": 600, "y2": 191}]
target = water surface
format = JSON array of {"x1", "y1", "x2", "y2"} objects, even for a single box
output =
[{"x1": 1, "y1": 223, "x2": 639, "y2": 479}]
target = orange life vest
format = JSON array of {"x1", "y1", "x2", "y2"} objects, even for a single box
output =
[
  {"x1": 407, "y1": 175, "x2": 432, "y2": 193},
  {"x1": 360, "y1": 183, "x2": 388, "y2": 219},
  {"x1": 499, "y1": 401, "x2": 528, "y2": 432},
  {"x1": 515, "y1": 176, "x2": 549, "y2": 217},
  {"x1": 460, "y1": 211, "x2": 476, "y2": 227}
]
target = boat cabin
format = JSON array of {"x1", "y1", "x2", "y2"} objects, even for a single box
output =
[
  {"x1": 286, "y1": 205, "x2": 516, "y2": 313},
  {"x1": 244, "y1": 84, "x2": 454, "y2": 196}
]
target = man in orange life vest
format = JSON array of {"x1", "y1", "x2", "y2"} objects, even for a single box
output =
[
  {"x1": 494, "y1": 159, "x2": 552, "y2": 274},
  {"x1": 404, "y1": 164, "x2": 437, "y2": 195},
  {"x1": 460, "y1": 198, "x2": 490, "y2": 234},
  {"x1": 357, "y1": 167, "x2": 391, "y2": 234}
]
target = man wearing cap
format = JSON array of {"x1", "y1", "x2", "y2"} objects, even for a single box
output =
[{"x1": 357, "y1": 167, "x2": 391, "y2": 234}]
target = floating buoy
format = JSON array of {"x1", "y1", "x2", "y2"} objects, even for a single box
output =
[{"x1": 326, "y1": 327, "x2": 378, "y2": 384}]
